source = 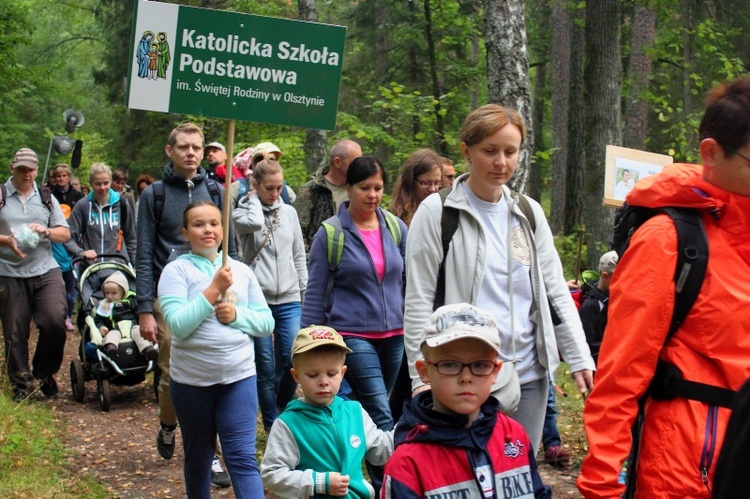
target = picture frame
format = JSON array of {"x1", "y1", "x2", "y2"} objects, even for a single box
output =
[{"x1": 603, "y1": 145, "x2": 673, "y2": 207}]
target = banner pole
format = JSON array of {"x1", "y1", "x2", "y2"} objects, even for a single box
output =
[{"x1": 222, "y1": 119, "x2": 235, "y2": 268}]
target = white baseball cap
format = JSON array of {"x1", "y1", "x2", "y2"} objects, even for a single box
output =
[{"x1": 422, "y1": 303, "x2": 501, "y2": 355}]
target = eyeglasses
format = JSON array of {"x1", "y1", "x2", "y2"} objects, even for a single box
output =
[
  {"x1": 425, "y1": 359, "x2": 500, "y2": 377},
  {"x1": 415, "y1": 179, "x2": 442, "y2": 189},
  {"x1": 721, "y1": 143, "x2": 750, "y2": 164},
  {"x1": 444, "y1": 175, "x2": 456, "y2": 181}
]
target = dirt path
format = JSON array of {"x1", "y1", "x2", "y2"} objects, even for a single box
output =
[{"x1": 48, "y1": 331, "x2": 581, "y2": 498}]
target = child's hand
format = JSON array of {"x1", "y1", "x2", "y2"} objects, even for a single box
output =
[
  {"x1": 328, "y1": 473, "x2": 350, "y2": 496},
  {"x1": 212, "y1": 265, "x2": 233, "y2": 294},
  {"x1": 100, "y1": 327, "x2": 108, "y2": 334},
  {"x1": 215, "y1": 302, "x2": 236, "y2": 325}
]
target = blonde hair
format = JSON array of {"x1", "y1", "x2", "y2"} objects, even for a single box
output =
[
  {"x1": 251, "y1": 158, "x2": 283, "y2": 183},
  {"x1": 88, "y1": 163, "x2": 113, "y2": 183}
]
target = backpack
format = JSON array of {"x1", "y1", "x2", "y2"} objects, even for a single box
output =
[
  {"x1": 613, "y1": 204, "x2": 738, "y2": 497},
  {"x1": 435, "y1": 187, "x2": 535, "y2": 309},
  {"x1": 320, "y1": 210, "x2": 403, "y2": 314},
  {"x1": 0, "y1": 183, "x2": 53, "y2": 212},
  {"x1": 713, "y1": 377, "x2": 750, "y2": 498},
  {"x1": 152, "y1": 178, "x2": 222, "y2": 232}
]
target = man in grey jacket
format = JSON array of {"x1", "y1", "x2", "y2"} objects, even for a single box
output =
[{"x1": 136, "y1": 123, "x2": 236, "y2": 487}]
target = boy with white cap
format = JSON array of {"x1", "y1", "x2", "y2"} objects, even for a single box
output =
[
  {"x1": 382, "y1": 303, "x2": 550, "y2": 498},
  {"x1": 579, "y1": 251, "x2": 619, "y2": 364},
  {"x1": 261, "y1": 325, "x2": 393, "y2": 498}
]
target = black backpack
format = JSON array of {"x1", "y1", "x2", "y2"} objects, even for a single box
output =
[
  {"x1": 614, "y1": 203, "x2": 738, "y2": 497},
  {"x1": 151, "y1": 178, "x2": 222, "y2": 232},
  {"x1": 713, "y1": 377, "x2": 750, "y2": 498},
  {"x1": 0, "y1": 183, "x2": 53, "y2": 211}
]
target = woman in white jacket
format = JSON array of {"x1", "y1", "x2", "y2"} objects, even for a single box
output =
[
  {"x1": 232, "y1": 158, "x2": 308, "y2": 430},
  {"x1": 404, "y1": 104, "x2": 595, "y2": 451}
]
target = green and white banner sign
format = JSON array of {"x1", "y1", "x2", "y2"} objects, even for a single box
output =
[{"x1": 127, "y1": 0, "x2": 347, "y2": 130}]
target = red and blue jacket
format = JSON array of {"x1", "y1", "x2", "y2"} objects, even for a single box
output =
[{"x1": 382, "y1": 392, "x2": 551, "y2": 499}]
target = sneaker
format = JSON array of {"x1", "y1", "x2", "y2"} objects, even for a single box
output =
[
  {"x1": 142, "y1": 345, "x2": 159, "y2": 362},
  {"x1": 211, "y1": 456, "x2": 231, "y2": 488},
  {"x1": 12, "y1": 386, "x2": 31, "y2": 402},
  {"x1": 157, "y1": 425, "x2": 176, "y2": 460},
  {"x1": 65, "y1": 316, "x2": 75, "y2": 331},
  {"x1": 544, "y1": 445, "x2": 570, "y2": 466}
]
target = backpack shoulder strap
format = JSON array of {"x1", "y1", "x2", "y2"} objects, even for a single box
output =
[
  {"x1": 321, "y1": 215, "x2": 344, "y2": 319},
  {"x1": 511, "y1": 189, "x2": 536, "y2": 233},
  {"x1": 381, "y1": 209, "x2": 402, "y2": 247},
  {"x1": 119, "y1": 197, "x2": 129, "y2": 230},
  {"x1": 153, "y1": 180, "x2": 165, "y2": 231},
  {"x1": 280, "y1": 181, "x2": 291, "y2": 204},
  {"x1": 435, "y1": 188, "x2": 459, "y2": 310},
  {"x1": 0, "y1": 183, "x2": 6, "y2": 210},
  {"x1": 39, "y1": 186, "x2": 53, "y2": 211},
  {"x1": 662, "y1": 207, "x2": 708, "y2": 339},
  {"x1": 205, "y1": 178, "x2": 222, "y2": 206}
]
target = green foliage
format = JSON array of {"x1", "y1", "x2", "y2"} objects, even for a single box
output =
[{"x1": 554, "y1": 229, "x2": 589, "y2": 281}]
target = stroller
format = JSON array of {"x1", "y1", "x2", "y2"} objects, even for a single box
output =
[{"x1": 70, "y1": 254, "x2": 158, "y2": 411}]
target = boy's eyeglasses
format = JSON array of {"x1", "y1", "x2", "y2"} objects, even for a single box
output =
[
  {"x1": 426, "y1": 359, "x2": 499, "y2": 376},
  {"x1": 415, "y1": 179, "x2": 442, "y2": 188}
]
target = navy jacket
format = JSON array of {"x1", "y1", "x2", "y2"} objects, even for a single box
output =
[{"x1": 301, "y1": 203, "x2": 407, "y2": 333}]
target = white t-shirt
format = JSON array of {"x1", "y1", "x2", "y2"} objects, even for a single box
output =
[{"x1": 463, "y1": 184, "x2": 545, "y2": 384}]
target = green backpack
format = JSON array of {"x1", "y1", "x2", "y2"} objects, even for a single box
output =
[{"x1": 320, "y1": 210, "x2": 403, "y2": 314}]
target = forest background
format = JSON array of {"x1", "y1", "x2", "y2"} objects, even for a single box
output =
[{"x1": 1, "y1": 0, "x2": 748, "y2": 270}]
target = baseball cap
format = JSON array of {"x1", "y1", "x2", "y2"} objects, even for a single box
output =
[
  {"x1": 292, "y1": 326, "x2": 352, "y2": 356},
  {"x1": 12, "y1": 148, "x2": 39, "y2": 169},
  {"x1": 422, "y1": 303, "x2": 501, "y2": 355},
  {"x1": 598, "y1": 251, "x2": 619, "y2": 273},
  {"x1": 204, "y1": 141, "x2": 226, "y2": 154},
  {"x1": 254, "y1": 141, "x2": 283, "y2": 156}
]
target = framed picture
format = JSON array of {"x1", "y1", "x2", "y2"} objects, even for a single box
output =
[{"x1": 603, "y1": 145, "x2": 673, "y2": 207}]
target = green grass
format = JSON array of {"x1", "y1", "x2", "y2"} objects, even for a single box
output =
[{"x1": 0, "y1": 385, "x2": 109, "y2": 498}]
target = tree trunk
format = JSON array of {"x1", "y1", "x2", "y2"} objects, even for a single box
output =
[
  {"x1": 529, "y1": 59, "x2": 545, "y2": 203},
  {"x1": 423, "y1": 0, "x2": 447, "y2": 154},
  {"x1": 564, "y1": 4, "x2": 586, "y2": 235},
  {"x1": 298, "y1": 0, "x2": 327, "y2": 172},
  {"x1": 583, "y1": 0, "x2": 621, "y2": 268},
  {"x1": 623, "y1": 4, "x2": 656, "y2": 150},
  {"x1": 681, "y1": 0, "x2": 695, "y2": 153},
  {"x1": 550, "y1": 0, "x2": 571, "y2": 233},
  {"x1": 484, "y1": 0, "x2": 534, "y2": 193}
]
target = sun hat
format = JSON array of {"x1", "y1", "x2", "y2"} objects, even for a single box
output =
[
  {"x1": 422, "y1": 303, "x2": 501, "y2": 355},
  {"x1": 12, "y1": 148, "x2": 39, "y2": 169},
  {"x1": 598, "y1": 251, "x2": 619, "y2": 273},
  {"x1": 254, "y1": 142, "x2": 283, "y2": 156},
  {"x1": 292, "y1": 326, "x2": 352, "y2": 356}
]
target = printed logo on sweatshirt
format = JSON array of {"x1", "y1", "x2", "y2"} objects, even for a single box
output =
[
  {"x1": 350, "y1": 434, "x2": 361, "y2": 448},
  {"x1": 504, "y1": 439, "x2": 525, "y2": 459}
]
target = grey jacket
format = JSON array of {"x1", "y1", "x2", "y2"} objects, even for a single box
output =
[
  {"x1": 404, "y1": 174, "x2": 595, "y2": 391},
  {"x1": 232, "y1": 193, "x2": 307, "y2": 305}
]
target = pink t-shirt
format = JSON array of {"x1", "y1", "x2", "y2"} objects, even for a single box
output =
[{"x1": 360, "y1": 228, "x2": 385, "y2": 281}]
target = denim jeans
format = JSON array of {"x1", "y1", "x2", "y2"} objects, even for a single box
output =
[
  {"x1": 255, "y1": 302, "x2": 302, "y2": 429},
  {"x1": 542, "y1": 383, "x2": 562, "y2": 450},
  {"x1": 342, "y1": 334, "x2": 404, "y2": 431},
  {"x1": 254, "y1": 335, "x2": 278, "y2": 430},
  {"x1": 270, "y1": 302, "x2": 301, "y2": 411},
  {"x1": 170, "y1": 376, "x2": 263, "y2": 499}
]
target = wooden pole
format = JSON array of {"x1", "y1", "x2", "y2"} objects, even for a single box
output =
[{"x1": 221, "y1": 119, "x2": 235, "y2": 267}]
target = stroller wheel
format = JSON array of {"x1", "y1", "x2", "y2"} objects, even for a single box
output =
[
  {"x1": 70, "y1": 359, "x2": 85, "y2": 403},
  {"x1": 97, "y1": 378, "x2": 111, "y2": 412}
]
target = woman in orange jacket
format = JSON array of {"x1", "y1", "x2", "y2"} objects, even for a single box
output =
[{"x1": 577, "y1": 77, "x2": 750, "y2": 497}]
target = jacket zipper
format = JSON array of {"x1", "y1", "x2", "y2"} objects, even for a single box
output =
[{"x1": 699, "y1": 405, "x2": 718, "y2": 494}]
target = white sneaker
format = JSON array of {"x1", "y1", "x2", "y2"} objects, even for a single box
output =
[{"x1": 211, "y1": 456, "x2": 231, "y2": 488}]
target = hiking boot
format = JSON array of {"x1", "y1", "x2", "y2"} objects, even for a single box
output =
[
  {"x1": 157, "y1": 425, "x2": 177, "y2": 460},
  {"x1": 65, "y1": 316, "x2": 75, "y2": 332},
  {"x1": 211, "y1": 455, "x2": 231, "y2": 488},
  {"x1": 142, "y1": 345, "x2": 159, "y2": 362},
  {"x1": 544, "y1": 445, "x2": 570, "y2": 466}
]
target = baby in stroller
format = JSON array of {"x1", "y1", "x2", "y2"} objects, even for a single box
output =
[{"x1": 90, "y1": 271, "x2": 157, "y2": 361}]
